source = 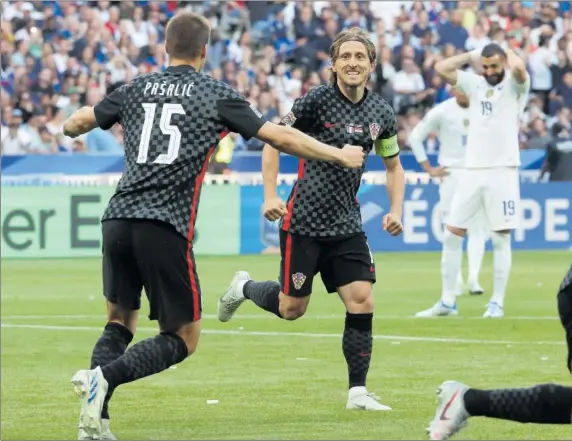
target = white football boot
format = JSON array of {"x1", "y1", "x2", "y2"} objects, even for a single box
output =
[
  {"x1": 346, "y1": 386, "x2": 392, "y2": 411},
  {"x1": 415, "y1": 301, "x2": 458, "y2": 318},
  {"x1": 483, "y1": 301, "x2": 504, "y2": 318},
  {"x1": 218, "y1": 271, "x2": 250, "y2": 322},
  {"x1": 426, "y1": 381, "x2": 470, "y2": 440},
  {"x1": 71, "y1": 367, "x2": 108, "y2": 440},
  {"x1": 78, "y1": 419, "x2": 116, "y2": 440}
]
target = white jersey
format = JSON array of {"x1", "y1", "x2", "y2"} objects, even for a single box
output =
[
  {"x1": 409, "y1": 98, "x2": 470, "y2": 168},
  {"x1": 456, "y1": 69, "x2": 530, "y2": 168}
]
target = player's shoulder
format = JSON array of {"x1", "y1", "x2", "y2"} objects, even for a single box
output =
[
  {"x1": 199, "y1": 73, "x2": 243, "y2": 98},
  {"x1": 366, "y1": 89, "x2": 395, "y2": 116},
  {"x1": 298, "y1": 84, "x2": 330, "y2": 103},
  {"x1": 438, "y1": 97, "x2": 457, "y2": 112}
]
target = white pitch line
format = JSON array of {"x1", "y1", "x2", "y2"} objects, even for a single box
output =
[
  {"x1": 1, "y1": 323, "x2": 564, "y2": 346},
  {"x1": 0, "y1": 314, "x2": 560, "y2": 321}
]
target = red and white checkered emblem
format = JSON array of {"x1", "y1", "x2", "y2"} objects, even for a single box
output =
[
  {"x1": 369, "y1": 123, "x2": 380, "y2": 140},
  {"x1": 291, "y1": 272, "x2": 306, "y2": 290}
]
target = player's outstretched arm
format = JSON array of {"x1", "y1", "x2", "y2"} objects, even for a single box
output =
[
  {"x1": 256, "y1": 123, "x2": 364, "y2": 168},
  {"x1": 261, "y1": 144, "x2": 287, "y2": 221},
  {"x1": 435, "y1": 50, "x2": 479, "y2": 86},
  {"x1": 63, "y1": 106, "x2": 98, "y2": 138},
  {"x1": 216, "y1": 95, "x2": 364, "y2": 168},
  {"x1": 64, "y1": 85, "x2": 126, "y2": 138}
]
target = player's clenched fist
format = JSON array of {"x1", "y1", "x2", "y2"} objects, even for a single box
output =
[
  {"x1": 382, "y1": 213, "x2": 403, "y2": 236},
  {"x1": 263, "y1": 197, "x2": 287, "y2": 221},
  {"x1": 339, "y1": 144, "x2": 365, "y2": 168}
]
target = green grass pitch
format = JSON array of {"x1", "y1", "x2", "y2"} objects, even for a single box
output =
[{"x1": 1, "y1": 251, "x2": 571, "y2": 440}]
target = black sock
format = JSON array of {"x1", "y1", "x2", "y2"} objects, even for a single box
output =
[
  {"x1": 101, "y1": 332, "x2": 188, "y2": 391},
  {"x1": 90, "y1": 322, "x2": 133, "y2": 420},
  {"x1": 243, "y1": 280, "x2": 282, "y2": 318},
  {"x1": 464, "y1": 384, "x2": 572, "y2": 424},
  {"x1": 342, "y1": 312, "x2": 373, "y2": 389}
]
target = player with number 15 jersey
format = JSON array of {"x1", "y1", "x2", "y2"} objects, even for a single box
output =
[{"x1": 62, "y1": 12, "x2": 366, "y2": 440}]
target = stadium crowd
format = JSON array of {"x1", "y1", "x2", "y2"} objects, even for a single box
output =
[{"x1": 1, "y1": 1, "x2": 571, "y2": 160}]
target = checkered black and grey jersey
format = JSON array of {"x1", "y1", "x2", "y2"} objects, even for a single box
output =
[
  {"x1": 94, "y1": 65, "x2": 266, "y2": 240},
  {"x1": 279, "y1": 84, "x2": 398, "y2": 237}
]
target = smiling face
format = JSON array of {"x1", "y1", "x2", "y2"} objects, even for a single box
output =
[
  {"x1": 330, "y1": 29, "x2": 375, "y2": 89},
  {"x1": 481, "y1": 53, "x2": 506, "y2": 86}
]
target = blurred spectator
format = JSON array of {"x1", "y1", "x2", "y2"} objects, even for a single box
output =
[
  {"x1": 0, "y1": 0, "x2": 569, "y2": 171},
  {"x1": 1, "y1": 108, "x2": 31, "y2": 154}
]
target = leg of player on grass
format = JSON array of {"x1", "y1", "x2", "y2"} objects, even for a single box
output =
[
  {"x1": 218, "y1": 28, "x2": 406, "y2": 410},
  {"x1": 426, "y1": 265, "x2": 572, "y2": 440},
  {"x1": 63, "y1": 13, "x2": 368, "y2": 440},
  {"x1": 408, "y1": 88, "x2": 486, "y2": 308},
  {"x1": 417, "y1": 44, "x2": 530, "y2": 318}
]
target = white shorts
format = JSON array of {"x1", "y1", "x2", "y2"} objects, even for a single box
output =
[
  {"x1": 440, "y1": 168, "x2": 487, "y2": 230},
  {"x1": 439, "y1": 168, "x2": 463, "y2": 219},
  {"x1": 446, "y1": 167, "x2": 521, "y2": 231}
]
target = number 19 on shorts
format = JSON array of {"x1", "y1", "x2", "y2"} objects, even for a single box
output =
[{"x1": 502, "y1": 200, "x2": 516, "y2": 217}]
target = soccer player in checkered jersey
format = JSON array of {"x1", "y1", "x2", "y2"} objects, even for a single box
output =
[
  {"x1": 409, "y1": 88, "x2": 488, "y2": 308},
  {"x1": 62, "y1": 12, "x2": 366, "y2": 440},
  {"x1": 427, "y1": 264, "x2": 572, "y2": 440},
  {"x1": 218, "y1": 27, "x2": 406, "y2": 411},
  {"x1": 423, "y1": 43, "x2": 531, "y2": 319}
]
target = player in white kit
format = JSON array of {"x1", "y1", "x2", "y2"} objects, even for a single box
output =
[
  {"x1": 420, "y1": 43, "x2": 530, "y2": 319},
  {"x1": 409, "y1": 89, "x2": 487, "y2": 305}
]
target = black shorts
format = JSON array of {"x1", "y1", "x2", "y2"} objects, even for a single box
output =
[
  {"x1": 279, "y1": 230, "x2": 376, "y2": 297},
  {"x1": 102, "y1": 219, "x2": 201, "y2": 331}
]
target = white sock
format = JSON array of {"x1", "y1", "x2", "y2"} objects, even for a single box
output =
[
  {"x1": 467, "y1": 228, "x2": 487, "y2": 285},
  {"x1": 490, "y1": 232, "x2": 512, "y2": 307},
  {"x1": 441, "y1": 229, "x2": 464, "y2": 306},
  {"x1": 455, "y1": 267, "x2": 464, "y2": 294}
]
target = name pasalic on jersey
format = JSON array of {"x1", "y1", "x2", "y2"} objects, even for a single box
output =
[{"x1": 143, "y1": 81, "x2": 195, "y2": 97}]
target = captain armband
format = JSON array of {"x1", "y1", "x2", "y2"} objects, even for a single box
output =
[{"x1": 375, "y1": 135, "x2": 400, "y2": 158}]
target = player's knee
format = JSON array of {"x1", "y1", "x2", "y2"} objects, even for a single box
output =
[
  {"x1": 174, "y1": 321, "x2": 201, "y2": 356},
  {"x1": 343, "y1": 289, "x2": 374, "y2": 314},
  {"x1": 491, "y1": 231, "x2": 511, "y2": 249},
  {"x1": 107, "y1": 301, "x2": 138, "y2": 334},
  {"x1": 278, "y1": 293, "x2": 308, "y2": 321}
]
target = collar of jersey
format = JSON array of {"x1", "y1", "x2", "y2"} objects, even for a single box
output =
[
  {"x1": 166, "y1": 65, "x2": 196, "y2": 73},
  {"x1": 333, "y1": 82, "x2": 369, "y2": 107}
]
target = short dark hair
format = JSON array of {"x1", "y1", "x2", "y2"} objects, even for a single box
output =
[
  {"x1": 481, "y1": 43, "x2": 506, "y2": 59},
  {"x1": 165, "y1": 12, "x2": 211, "y2": 60}
]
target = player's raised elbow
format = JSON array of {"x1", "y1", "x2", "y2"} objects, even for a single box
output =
[
  {"x1": 434, "y1": 60, "x2": 448, "y2": 75},
  {"x1": 64, "y1": 106, "x2": 97, "y2": 137},
  {"x1": 434, "y1": 61, "x2": 456, "y2": 84}
]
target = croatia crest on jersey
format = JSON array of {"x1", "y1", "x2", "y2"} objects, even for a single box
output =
[
  {"x1": 292, "y1": 272, "x2": 306, "y2": 290},
  {"x1": 281, "y1": 111, "x2": 297, "y2": 127},
  {"x1": 369, "y1": 123, "x2": 380, "y2": 140}
]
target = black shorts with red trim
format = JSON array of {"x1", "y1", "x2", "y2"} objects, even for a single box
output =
[
  {"x1": 278, "y1": 230, "x2": 376, "y2": 298},
  {"x1": 102, "y1": 219, "x2": 202, "y2": 331}
]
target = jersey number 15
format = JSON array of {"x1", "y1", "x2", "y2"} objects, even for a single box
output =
[{"x1": 137, "y1": 103, "x2": 185, "y2": 164}]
